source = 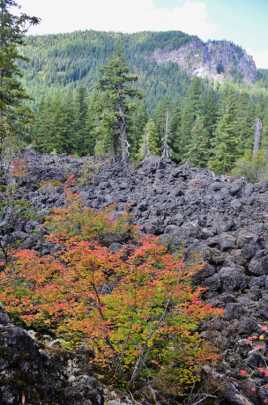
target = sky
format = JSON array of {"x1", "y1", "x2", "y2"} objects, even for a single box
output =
[{"x1": 18, "y1": 0, "x2": 268, "y2": 68}]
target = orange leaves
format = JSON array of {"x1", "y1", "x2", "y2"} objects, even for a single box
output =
[
  {"x1": 0, "y1": 200, "x2": 223, "y2": 394},
  {"x1": 14, "y1": 249, "x2": 65, "y2": 285},
  {"x1": 45, "y1": 193, "x2": 134, "y2": 245}
]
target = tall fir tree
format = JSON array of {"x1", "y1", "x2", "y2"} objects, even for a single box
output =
[
  {"x1": 75, "y1": 87, "x2": 89, "y2": 156},
  {"x1": 93, "y1": 52, "x2": 141, "y2": 161},
  {"x1": 185, "y1": 114, "x2": 210, "y2": 167},
  {"x1": 153, "y1": 97, "x2": 171, "y2": 151},
  {"x1": 128, "y1": 99, "x2": 148, "y2": 159},
  {"x1": 178, "y1": 77, "x2": 203, "y2": 160},
  {"x1": 169, "y1": 102, "x2": 182, "y2": 162},
  {"x1": 0, "y1": 0, "x2": 39, "y2": 152},
  {"x1": 208, "y1": 86, "x2": 241, "y2": 173},
  {"x1": 137, "y1": 119, "x2": 159, "y2": 160}
]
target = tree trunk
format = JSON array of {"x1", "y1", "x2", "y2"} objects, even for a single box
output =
[
  {"x1": 119, "y1": 106, "x2": 129, "y2": 164},
  {"x1": 162, "y1": 110, "x2": 171, "y2": 159},
  {"x1": 253, "y1": 118, "x2": 263, "y2": 158}
]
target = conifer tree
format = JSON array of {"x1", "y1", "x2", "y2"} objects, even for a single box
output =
[
  {"x1": 128, "y1": 99, "x2": 148, "y2": 159},
  {"x1": 53, "y1": 93, "x2": 76, "y2": 154},
  {"x1": 83, "y1": 92, "x2": 99, "y2": 156},
  {"x1": 153, "y1": 97, "x2": 171, "y2": 150},
  {"x1": 208, "y1": 86, "x2": 241, "y2": 173},
  {"x1": 0, "y1": 0, "x2": 39, "y2": 152},
  {"x1": 93, "y1": 52, "x2": 141, "y2": 161},
  {"x1": 75, "y1": 87, "x2": 89, "y2": 155},
  {"x1": 185, "y1": 114, "x2": 209, "y2": 167},
  {"x1": 138, "y1": 119, "x2": 159, "y2": 160},
  {"x1": 179, "y1": 78, "x2": 203, "y2": 159},
  {"x1": 31, "y1": 97, "x2": 55, "y2": 152},
  {"x1": 230, "y1": 92, "x2": 255, "y2": 158},
  {"x1": 169, "y1": 102, "x2": 182, "y2": 162}
]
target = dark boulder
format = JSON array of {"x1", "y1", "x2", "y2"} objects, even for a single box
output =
[{"x1": 0, "y1": 309, "x2": 103, "y2": 405}]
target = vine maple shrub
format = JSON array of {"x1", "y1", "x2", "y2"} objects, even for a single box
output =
[{"x1": 0, "y1": 193, "x2": 223, "y2": 397}]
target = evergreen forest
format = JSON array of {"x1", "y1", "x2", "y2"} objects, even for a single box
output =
[{"x1": 18, "y1": 30, "x2": 268, "y2": 175}]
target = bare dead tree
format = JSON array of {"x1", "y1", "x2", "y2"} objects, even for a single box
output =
[
  {"x1": 253, "y1": 118, "x2": 263, "y2": 158},
  {"x1": 119, "y1": 105, "x2": 130, "y2": 165},
  {"x1": 161, "y1": 110, "x2": 171, "y2": 160}
]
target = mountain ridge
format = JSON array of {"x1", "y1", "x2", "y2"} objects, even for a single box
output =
[{"x1": 21, "y1": 29, "x2": 260, "y2": 106}]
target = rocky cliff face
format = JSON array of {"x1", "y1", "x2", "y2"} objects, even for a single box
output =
[{"x1": 151, "y1": 37, "x2": 257, "y2": 84}]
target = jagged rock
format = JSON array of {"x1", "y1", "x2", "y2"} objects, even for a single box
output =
[
  {"x1": 218, "y1": 233, "x2": 236, "y2": 251},
  {"x1": 224, "y1": 303, "x2": 246, "y2": 320},
  {"x1": 219, "y1": 266, "x2": 247, "y2": 292},
  {"x1": 0, "y1": 309, "x2": 103, "y2": 405},
  {"x1": 150, "y1": 38, "x2": 257, "y2": 84},
  {"x1": 248, "y1": 252, "x2": 268, "y2": 275},
  {"x1": 3, "y1": 151, "x2": 268, "y2": 404},
  {"x1": 238, "y1": 317, "x2": 258, "y2": 335}
]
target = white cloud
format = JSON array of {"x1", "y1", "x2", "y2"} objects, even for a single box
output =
[
  {"x1": 18, "y1": 0, "x2": 217, "y2": 39},
  {"x1": 249, "y1": 49, "x2": 268, "y2": 69}
]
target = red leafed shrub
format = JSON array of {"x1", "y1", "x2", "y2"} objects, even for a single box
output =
[
  {"x1": 0, "y1": 196, "x2": 223, "y2": 398},
  {"x1": 45, "y1": 190, "x2": 135, "y2": 244}
]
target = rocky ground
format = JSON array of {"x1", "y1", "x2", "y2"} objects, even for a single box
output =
[
  {"x1": 2, "y1": 150, "x2": 268, "y2": 404},
  {"x1": 0, "y1": 309, "x2": 103, "y2": 405}
]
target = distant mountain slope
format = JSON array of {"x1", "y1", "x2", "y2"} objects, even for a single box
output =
[
  {"x1": 151, "y1": 37, "x2": 257, "y2": 84},
  {"x1": 21, "y1": 30, "x2": 258, "y2": 106}
]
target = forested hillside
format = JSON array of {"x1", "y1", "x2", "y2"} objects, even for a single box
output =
[
  {"x1": 19, "y1": 31, "x2": 268, "y2": 176},
  {"x1": 21, "y1": 30, "x2": 193, "y2": 107}
]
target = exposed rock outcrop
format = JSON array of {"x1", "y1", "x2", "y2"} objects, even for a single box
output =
[{"x1": 151, "y1": 38, "x2": 257, "y2": 83}]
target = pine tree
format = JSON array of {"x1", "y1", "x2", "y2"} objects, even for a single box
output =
[
  {"x1": 32, "y1": 97, "x2": 55, "y2": 152},
  {"x1": 185, "y1": 114, "x2": 209, "y2": 167},
  {"x1": 153, "y1": 97, "x2": 171, "y2": 151},
  {"x1": 208, "y1": 86, "x2": 241, "y2": 173},
  {"x1": 75, "y1": 87, "x2": 89, "y2": 156},
  {"x1": 53, "y1": 93, "x2": 77, "y2": 154},
  {"x1": 138, "y1": 119, "x2": 159, "y2": 160},
  {"x1": 83, "y1": 92, "x2": 99, "y2": 156},
  {"x1": 0, "y1": 0, "x2": 39, "y2": 152},
  {"x1": 169, "y1": 102, "x2": 182, "y2": 162},
  {"x1": 179, "y1": 78, "x2": 203, "y2": 159},
  {"x1": 93, "y1": 52, "x2": 141, "y2": 161},
  {"x1": 128, "y1": 99, "x2": 148, "y2": 160},
  {"x1": 235, "y1": 92, "x2": 255, "y2": 155}
]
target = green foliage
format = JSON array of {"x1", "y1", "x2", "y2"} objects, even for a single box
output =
[
  {"x1": 0, "y1": 0, "x2": 39, "y2": 152},
  {"x1": 17, "y1": 30, "x2": 268, "y2": 174},
  {"x1": 78, "y1": 158, "x2": 103, "y2": 186},
  {"x1": 137, "y1": 119, "x2": 160, "y2": 160},
  {"x1": 231, "y1": 151, "x2": 268, "y2": 183},
  {"x1": 208, "y1": 86, "x2": 245, "y2": 173},
  {"x1": 185, "y1": 114, "x2": 210, "y2": 167},
  {"x1": 21, "y1": 30, "x2": 192, "y2": 109},
  {"x1": 45, "y1": 190, "x2": 135, "y2": 244},
  {"x1": 92, "y1": 52, "x2": 141, "y2": 159},
  {"x1": 0, "y1": 197, "x2": 223, "y2": 400}
]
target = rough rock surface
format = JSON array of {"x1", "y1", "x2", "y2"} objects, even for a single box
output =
[
  {"x1": 0, "y1": 309, "x2": 103, "y2": 405},
  {"x1": 151, "y1": 37, "x2": 257, "y2": 84},
  {"x1": 3, "y1": 150, "x2": 268, "y2": 404}
]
